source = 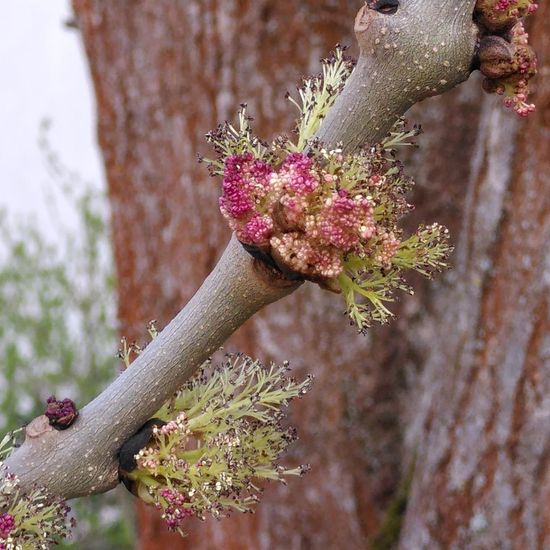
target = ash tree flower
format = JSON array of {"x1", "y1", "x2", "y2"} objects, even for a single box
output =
[
  {"x1": 204, "y1": 46, "x2": 454, "y2": 331},
  {"x1": 119, "y1": 355, "x2": 312, "y2": 535},
  {"x1": 0, "y1": 433, "x2": 74, "y2": 549},
  {"x1": 476, "y1": 0, "x2": 538, "y2": 30},
  {"x1": 0, "y1": 513, "x2": 15, "y2": 542}
]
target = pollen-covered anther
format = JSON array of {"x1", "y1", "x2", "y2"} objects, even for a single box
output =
[{"x1": 375, "y1": 230, "x2": 401, "y2": 266}]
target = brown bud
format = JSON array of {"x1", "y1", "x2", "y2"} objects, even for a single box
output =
[{"x1": 478, "y1": 36, "x2": 517, "y2": 79}]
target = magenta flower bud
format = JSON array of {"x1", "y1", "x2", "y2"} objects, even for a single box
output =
[
  {"x1": 0, "y1": 513, "x2": 15, "y2": 539},
  {"x1": 45, "y1": 395, "x2": 79, "y2": 430}
]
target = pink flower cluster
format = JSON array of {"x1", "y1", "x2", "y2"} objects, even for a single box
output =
[
  {"x1": 477, "y1": 0, "x2": 538, "y2": 26},
  {"x1": 504, "y1": 22, "x2": 537, "y2": 116},
  {"x1": 220, "y1": 153, "x2": 275, "y2": 247},
  {"x1": 221, "y1": 152, "x2": 394, "y2": 280},
  {"x1": 0, "y1": 513, "x2": 15, "y2": 541},
  {"x1": 157, "y1": 488, "x2": 194, "y2": 531},
  {"x1": 494, "y1": 0, "x2": 538, "y2": 16},
  {"x1": 494, "y1": 22, "x2": 537, "y2": 116},
  {"x1": 220, "y1": 153, "x2": 273, "y2": 219}
]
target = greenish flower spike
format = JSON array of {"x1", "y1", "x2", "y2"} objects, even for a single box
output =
[
  {"x1": 288, "y1": 45, "x2": 355, "y2": 150},
  {"x1": 123, "y1": 355, "x2": 312, "y2": 535}
]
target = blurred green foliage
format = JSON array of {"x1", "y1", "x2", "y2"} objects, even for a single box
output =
[
  {"x1": 0, "y1": 124, "x2": 135, "y2": 548},
  {"x1": 0, "y1": 196, "x2": 114, "y2": 428}
]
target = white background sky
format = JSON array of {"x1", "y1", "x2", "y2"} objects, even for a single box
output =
[{"x1": 0, "y1": 0, "x2": 103, "y2": 238}]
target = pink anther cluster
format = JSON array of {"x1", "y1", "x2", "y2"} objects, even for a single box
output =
[
  {"x1": 493, "y1": 0, "x2": 538, "y2": 16},
  {"x1": 0, "y1": 513, "x2": 15, "y2": 542},
  {"x1": 481, "y1": 22, "x2": 538, "y2": 116},
  {"x1": 501, "y1": 22, "x2": 537, "y2": 116},
  {"x1": 477, "y1": 0, "x2": 538, "y2": 27},
  {"x1": 221, "y1": 151, "x2": 398, "y2": 281},
  {"x1": 157, "y1": 488, "x2": 194, "y2": 530}
]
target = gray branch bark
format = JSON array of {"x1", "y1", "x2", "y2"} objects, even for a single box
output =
[{"x1": 5, "y1": 0, "x2": 477, "y2": 499}]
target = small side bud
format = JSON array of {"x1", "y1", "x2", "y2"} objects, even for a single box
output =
[{"x1": 44, "y1": 396, "x2": 79, "y2": 430}]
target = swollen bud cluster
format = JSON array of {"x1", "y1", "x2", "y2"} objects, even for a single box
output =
[
  {"x1": 476, "y1": 0, "x2": 538, "y2": 116},
  {"x1": 121, "y1": 355, "x2": 312, "y2": 535},
  {"x1": 204, "y1": 47, "x2": 452, "y2": 331},
  {"x1": 44, "y1": 395, "x2": 78, "y2": 430}
]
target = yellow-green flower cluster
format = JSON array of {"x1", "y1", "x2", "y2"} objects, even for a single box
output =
[
  {"x1": 0, "y1": 433, "x2": 73, "y2": 549},
  {"x1": 123, "y1": 355, "x2": 312, "y2": 535}
]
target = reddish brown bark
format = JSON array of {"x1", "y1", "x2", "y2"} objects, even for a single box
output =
[
  {"x1": 72, "y1": 1, "x2": 549, "y2": 548},
  {"x1": 401, "y1": 8, "x2": 550, "y2": 549}
]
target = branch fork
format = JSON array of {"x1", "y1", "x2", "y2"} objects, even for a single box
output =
[{"x1": 5, "y1": 0, "x2": 479, "y2": 499}]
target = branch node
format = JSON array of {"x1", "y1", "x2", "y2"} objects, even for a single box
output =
[{"x1": 25, "y1": 416, "x2": 53, "y2": 439}]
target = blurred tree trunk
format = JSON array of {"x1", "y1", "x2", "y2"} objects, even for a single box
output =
[
  {"x1": 72, "y1": 1, "x2": 549, "y2": 549},
  {"x1": 400, "y1": 8, "x2": 550, "y2": 549}
]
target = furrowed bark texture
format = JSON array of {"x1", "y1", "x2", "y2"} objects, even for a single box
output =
[
  {"x1": 401, "y1": 8, "x2": 550, "y2": 549},
  {"x1": 5, "y1": 0, "x2": 488, "y2": 547}
]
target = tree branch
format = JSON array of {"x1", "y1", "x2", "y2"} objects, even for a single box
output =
[
  {"x1": 5, "y1": 0, "x2": 478, "y2": 499},
  {"x1": 317, "y1": 0, "x2": 478, "y2": 150},
  {"x1": 6, "y1": 237, "x2": 299, "y2": 497}
]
